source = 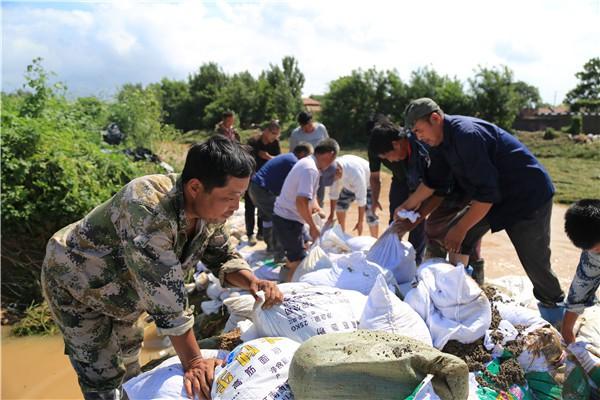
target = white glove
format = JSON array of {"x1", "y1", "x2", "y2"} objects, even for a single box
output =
[{"x1": 568, "y1": 342, "x2": 600, "y2": 373}]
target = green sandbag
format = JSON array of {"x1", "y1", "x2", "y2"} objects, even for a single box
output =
[{"x1": 288, "y1": 330, "x2": 469, "y2": 400}]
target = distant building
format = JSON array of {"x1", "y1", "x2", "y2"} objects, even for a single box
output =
[
  {"x1": 303, "y1": 98, "x2": 321, "y2": 114},
  {"x1": 513, "y1": 106, "x2": 600, "y2": 134}
]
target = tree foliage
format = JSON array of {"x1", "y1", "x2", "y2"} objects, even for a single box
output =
[{"x1": 564, "y1": 57, "x2": 600, "y2": 112}]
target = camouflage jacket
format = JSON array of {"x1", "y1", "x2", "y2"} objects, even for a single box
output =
[{"x1": 43, "y1": 173, "x2": 251, "y2": 336}]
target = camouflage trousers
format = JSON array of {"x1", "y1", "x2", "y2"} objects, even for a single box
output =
[{"x1": 42, "y1": 271, "x2": 143, "y2": 400}]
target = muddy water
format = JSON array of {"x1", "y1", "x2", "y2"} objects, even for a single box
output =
[{"x1": 1, "y1": 323, "x2": 173, "y2": 399}]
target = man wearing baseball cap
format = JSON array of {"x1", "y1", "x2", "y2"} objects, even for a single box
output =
[{"x1": 399, "y1": 98, "x2": 565, "y2": 325}]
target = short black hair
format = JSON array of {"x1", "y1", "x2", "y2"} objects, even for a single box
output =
[
  {"x1": 565, "y1": 199, "x2": 600, "y2": 250},
  {"x1": 292, "y1": 142, "x2": 313, "y2": 157},
  {"x1": 368, "y1": 121, "x2": 406, "y2": 155},
  {"x1": 314, "y1": 138, "x2": 340, "y2": 155},
  {"x1": 262, "y1": 119, "x2": 281, "y2": 132},
  {"x1": 297, "y1": 111, "x2": 312, "y2": 125},
  {"x1": 182, "y1": 135, "x2": 255, "y2": 192},
  {"x1": 222, "y1": 110, "x2": 234, "y2": 120},
  {"x1": 366, "y1": 113, "x2": 390, "y2": 136}
]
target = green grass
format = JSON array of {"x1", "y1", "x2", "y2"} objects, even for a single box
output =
[
  {"x1": 11, "y1": 302, "x2": 58, "y2": 337},
  {"x1": 516, "y1": 132, "x2": 600, "y2": 204}
]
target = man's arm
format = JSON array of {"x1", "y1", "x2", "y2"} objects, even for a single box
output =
[
  {"x1": 354, "y1": 205, "x2": 366, "y2": 235},
  {"x1": 393, "y1": 182, "x2": 435, "y2": 219},
  {"x1": 444, "y1": 200, "x2": 493, "y2": 254},
  {"x1": 370, "y1": 171, "x2": 382, "y2": 212},
  {"x1": 258, "y1": 150, "x2": 274, "y2": 160},
  {"x1": 224, "y1": 269, "x2": 283, "y2": 309},
  {"x1": 296, "y1": 196, "x2": 320, "y2": 241}
]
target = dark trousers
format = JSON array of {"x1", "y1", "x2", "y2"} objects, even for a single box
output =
[
  {"x1": 389, "y1": 178, "x2": 426, "y2": 265},
  {"x1": 459, "y1": 199, "x2": 564, "y2": 305},
  {"x1": 244, "y1": 191, "x2": 263, "y2": 237},
  {"x1": 425, "y1": 197, "x2": 482, "y2": 261},
  {"x1": 248, "y1": 182, "x2": 284, "y2": 257}
]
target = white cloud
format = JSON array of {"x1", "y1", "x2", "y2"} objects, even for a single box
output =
[{"x1": 2, "y1": 0, "x2": 599, "y2": 103}]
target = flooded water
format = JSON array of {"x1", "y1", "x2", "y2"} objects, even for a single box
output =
[{"x1": 1, "y1": 322, "x2": 172, "y2": 399}]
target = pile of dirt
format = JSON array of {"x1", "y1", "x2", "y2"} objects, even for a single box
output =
[
  {"x1": 442, "y1": 339, "x2": 492, "y2": 372},
  {"x1": 476, "y1": 358, "x2": 526, "y2": 391}
]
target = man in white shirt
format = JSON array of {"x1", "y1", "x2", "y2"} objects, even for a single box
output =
[
  {"x1": 327, "y1": 155, "x2": 379, "y2": 238},
  {"x1": 273, "y1": 138, "x2": 340, "y2": 281}
]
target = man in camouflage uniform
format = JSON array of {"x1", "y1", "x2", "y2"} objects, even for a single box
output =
[{"x1": 42, "y1": 136, "x2": 283, "y2": 400}]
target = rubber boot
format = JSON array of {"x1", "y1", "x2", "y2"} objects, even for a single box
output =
[
  {"x1": 538, "y1": 302, "x2": 566, "y2": 328},
  {"x1": 470, "y1": 259, "x2": 485, "y2": 286}
]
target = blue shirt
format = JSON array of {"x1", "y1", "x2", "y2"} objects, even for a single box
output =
[
  {"x1": 424, "y1": 115, "x2": 554, "y2": 232},
  {"x1": 251, "y1": 153, "x2": 298, "y2": 195}
]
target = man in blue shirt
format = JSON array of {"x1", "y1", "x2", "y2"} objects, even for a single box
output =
[
  {"x1": 400, "y1": 98, "x2": 565, "y2": 324},
  {"x1": 248, "y1": 142, "x2": 313, "y2": 260}
]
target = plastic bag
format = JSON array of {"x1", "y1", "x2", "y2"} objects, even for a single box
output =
[
  {"x1": 346, "y1": 235, "x2": 377, "y2": 252},
  {"x1": 211, "y1": 337, "x2": 300, "y2": 400},
  {"x1": 124, "y1": 349, "x2": 230, "y2": 400},
  {"x1": 404, "y1": 261, "x2": 491, "y2": 349},
  {"x1": 366, "y1": 232, "x2": 416, "y2": 284},
  {"x1": 360, "y1": 275, "x2": 432, "y2": 346},
  {"x1": 290, "y1": 245, "x2": 333, "y2": 282},
  {"x1": 252, "y1": 286, "x2": 365, "y2": 342},
  {"x1": 299, "y1": 251, "x2": 398, "y2": 296}
]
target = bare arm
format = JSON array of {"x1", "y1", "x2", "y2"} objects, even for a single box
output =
[
  {"x1": 370, "y1": 172, "x2": 382, "y2": 211},
  {"x1": 561, "y1": 310, "x2": 578, "y2": 344},
  {"x1": 258, "y1": 150, "x2": 274, "y2": 161},
  {"x1": 297, "y1": 196, "x2": 320, "y2": 240},
  {"x1": 444, "y1": 200, "x2": 493, "y2": 254}
]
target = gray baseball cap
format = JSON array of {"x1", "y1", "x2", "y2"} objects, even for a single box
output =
[{"x1": 404, "y1": 98, "x2": 442, "y2": 128}]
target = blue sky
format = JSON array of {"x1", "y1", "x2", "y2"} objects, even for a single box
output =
[{"x1": 2, "y1": 0, "x2": 599, "y2": 104}]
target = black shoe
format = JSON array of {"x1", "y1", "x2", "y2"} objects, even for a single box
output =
[
  {"x1": 257, "y1": 232, "x2": 264, "y2": 241},
  {"x1": 247, "y1": 235, "x2": 257, "y2": 246}
]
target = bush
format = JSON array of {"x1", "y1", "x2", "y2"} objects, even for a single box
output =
[
  {"x1": 1, "y1": 60, "x2": 163, "y2": 313},
  {"x1": 562, "y1": 114, "x2": 583, "y2": 135},
  {"x1": 543, "y1": 127, "x2": 558, "y2": 140},
  {"x1": 11, "y1": 302, "x2": 58, "y2": 337}
]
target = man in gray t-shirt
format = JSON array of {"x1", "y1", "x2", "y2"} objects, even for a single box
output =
[
  {"x1": 289, "y1": 111, "x2": 335, "y2": 206},
  {"x1": 288, "y1": 111, "x2": 329, "y2": 150}
]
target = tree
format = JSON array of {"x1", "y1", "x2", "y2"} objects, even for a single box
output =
[
  {"x1": 154, "y1": 78, "x2": 191, "y2": 131},
  {"x1": 320, "y1": 68, "x2": 409, "y2": 144},
  {"x1": 203, "y1": 71, "x2": 258, "y2": 129},
  {"x1": 468, "y1": 65, "x2": 518, "y2": 130},
  {"x1": 187, "y1": 62, "x2": 229, "y2": 129},
  {"x1": 564, "y1": 57, "x2": 600, "y2": 112},
  {"x1": 512, "y1": 81, "x2": 542, "y2": 110},
  {"x1": 407, "y1": 67, "x2": 472, "y2": 117}
]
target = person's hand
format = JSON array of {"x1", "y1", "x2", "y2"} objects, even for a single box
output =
[
  {"x1": 353, "y1": 221, "x2": 364, "y2": 236},
  {"x1": 249, "y1": 279, "x2": 284, "y2": 309},
  {"x1": 444, "y1": 225, "x2": 467, "y2": 254},
  {"x1": 390, "y1": 219, "x2": 418, "y2": 236},
  {"x1": 183, "y1": 356, "x2": 224, "y2": 400},
  {"x1": 309, "y1": 225, "x2": 321, "y2": 242}
]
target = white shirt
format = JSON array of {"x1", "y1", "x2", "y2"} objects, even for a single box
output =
[
  {"x1": 329, "y1": 155, "x2": 370, "y2": 207},
  {"x1": 274, "y1": 155, "x2": 320, "y2": 223}
]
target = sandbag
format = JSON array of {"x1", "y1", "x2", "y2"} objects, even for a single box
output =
[
  {"x1": 360, "y1": 275, "x2": 432, "y2": 346},
  {"x1": 290, "y1": 245, "x2": 333, "y2": 282},
  {"x1": 211, "y1": 337, "x2": 300, "y2": 400},
  {"x1": 320, "y1": 224, "x2": 352, "y2": 253},
  {"x1": 223, "y1": 282, "x2": 313, "y2": 322},
  {"x1": 366, "y1": 231, "x2": 416, "y2": 284},
  {"x1": 298, "y1": 251, "x2": 398, "y2": 295},
  {"x1": 124, "y1": 349, "x2": 229, "y2": 400},
  {"x1": 404, "y1": 260, "x2": 491, "y2": 349},
  {"x1": 252, "y1": 286, "x2": 366, "y2": 342},
  {"x1": 288, "y1": 330, "x2": 469, "y2": 400},
  {"x1": 346, "y1": 235, "x2": 377, "y2": 252}
]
